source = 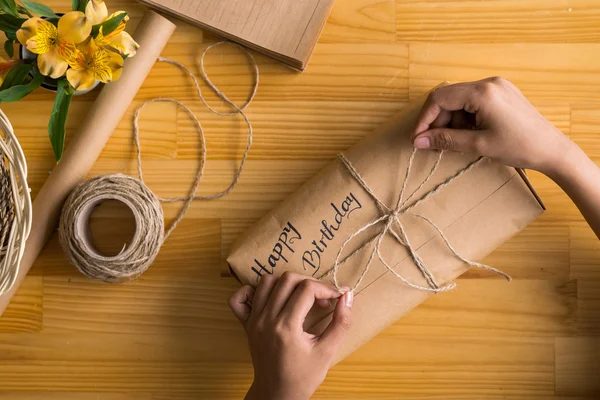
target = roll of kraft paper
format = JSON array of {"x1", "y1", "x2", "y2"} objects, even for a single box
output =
[{"x1": 0, "y1": 10, "x2": 177, "y2": 316}]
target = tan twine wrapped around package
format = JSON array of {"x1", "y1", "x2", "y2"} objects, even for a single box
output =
[
  {"x1": 0, "y1": 109, "x2": 32, "y2": 294},
  {"x1": 327, "y1": 150, "x2": 511, "y2": 293},
  {"x1": 59, "y1": 41, "x2": 258, "y2": 283}
]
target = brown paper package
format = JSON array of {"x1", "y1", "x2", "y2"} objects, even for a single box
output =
[{"x1": 227, "y1": 87, "x2": 545, "y2": 364}]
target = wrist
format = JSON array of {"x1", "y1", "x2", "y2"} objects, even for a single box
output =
[{"x1": 537, "y1": 134, "x2": 581, "y2": 180}]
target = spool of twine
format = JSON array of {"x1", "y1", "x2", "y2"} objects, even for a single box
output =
[
  {"x1": 58, "y1": 174, "x2": 164, "y2": 283},
  {"x1": 0, "y1": 109, "x2": 32, "y2": 295},
  {"x1": 59, "y1": 42, "x2": 258, "y2": 283}
]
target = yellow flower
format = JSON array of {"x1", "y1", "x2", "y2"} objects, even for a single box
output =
[
  {"x1": 0, "y1": 58, "x2": 17, "y2": 86},
  {"x1": 85, "y1": 0, "x2": 108, "y2": 25},
  {"x1": 66, "y1": 38, "x2": 123, "y2": 91},
  {"x1": 17, "y1": 13, "x2": 92, "y2": 79},
  {"x1": 58, "y1": 11, "x2": 93, "y2": 43},
  {"x1": 94, "y1": 12, "x2": 139, "y2": 57}
]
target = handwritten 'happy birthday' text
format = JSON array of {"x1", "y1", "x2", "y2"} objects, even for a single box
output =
[{"x1": 249, "y1": 192, "x2": 362, "y2": 280}]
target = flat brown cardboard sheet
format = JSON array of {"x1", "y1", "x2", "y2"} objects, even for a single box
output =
[
  {"x1": 227, "y1": 87, "x2": 545, "y2": 364},
  {"x1": 136, "y1": 0, "x2": 336, "y2": 70}
]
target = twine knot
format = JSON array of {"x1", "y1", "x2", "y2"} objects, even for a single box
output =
[{"x1": 329, "y1": 150, "x2": 511, "y2": 294}]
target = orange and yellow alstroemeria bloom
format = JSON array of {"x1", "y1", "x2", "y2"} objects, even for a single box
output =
[
  {"x1": 16, "y1": 12, "x2": 93, "y2": 79},
  {"x1": 66, "y1": 38, "x2": 122, "y2": 91},
  {"x1": 95, "y1": 11, "x2": 139, "y2": 57},
  {"x1": 85, "y1": 0, "x2": 109, "y2": 25}
]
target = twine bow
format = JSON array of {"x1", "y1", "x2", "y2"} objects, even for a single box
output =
[{"x1": 331, "y1": 149, "x2": 511, "y2": 293}]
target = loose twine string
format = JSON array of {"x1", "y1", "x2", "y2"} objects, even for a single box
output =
[
  {"x1": 59, "y1": 41, "x2": 258, "y2": 283},
  {"x1": 326, "y1": 149, "x2": 511, "y2": 293},
  {"x1": 0, "y1": 109, "x2": 32, "y2": 295}
]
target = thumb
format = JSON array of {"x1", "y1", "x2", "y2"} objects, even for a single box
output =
[
  {"x1": 413, "y1": 128, "x2": 484, "y2": 153},
  {"x1": 318, "y1": 291, "x2": 353, "y2": 356}
]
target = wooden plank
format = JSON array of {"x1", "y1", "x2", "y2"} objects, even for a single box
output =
[
  {"x1": 137, "y1": 43, "x2": 410, "y2": 103},
  {"x1": 408, "y1": 44, "x2": 600, "y2": 103},
  {"x1": 472, "y1": 221, "x2": 570, "y2": 280},
  {"x1": 0, "y1": 360, "x2": 254, "y2": 394},
  {"x1": 570, "y1": 221, "x2": 600, "y2": 280},
  {"x1": 3, "y1": 101, "x2": 178, "y2": 162},
  {"x1": 42, "y1": 218, "x2": 227, "y2": 333},
  {"x1": 577, "y1": 280, "x2": 600, "y2": 335},
  {"x1": 175, "y1": 100, "x2": 407, "y2": 161},
  {"x1": 0, "y1": 277, "x2": 43, "y2": 333},
  {"x1": 555, "y1": 337, "x2": 600, "y2": 396},
  {"x1": 322, "y1": 0, "x2": 396, "y2": 43},
  {"x1": 387, "y1": 279, "x2": 577, "y2": 337},
  {"x1": 42, "y1": 274, "x2": 240, "y2": 334},
  {"x1": 397, "y1": 0, "x2": 600, "y2": 43},
  {"x1": 321, "y1": 336, "x2": 555, "y2": 397},
  {"x1": 41, "y1": 217, "x2": 221, "y2": 277},
  {"x1": 0, "y1": 331, "x2": 250, "y2": 362},
  {"x1": 221, "y1": 218, "x2": 256, "y2": 276},
  {"x1": 0, "y1": 394, "x2": 209, "y2": 400}
]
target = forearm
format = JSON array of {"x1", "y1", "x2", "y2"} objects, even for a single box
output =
[{"x1": 545, "y1": 141, "x2": 600, "y2": 239}]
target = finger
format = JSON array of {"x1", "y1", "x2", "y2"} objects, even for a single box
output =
[
  {"x1": 316, "y1": 298, "x2": 332, "y2": 309},
  {"x1": 429, "y1": 109, "x2": 452, "y2": 129},
  {"x1": 318, "y1": 291, "x2": 353, "y2": 358},
  {"x1": 251, "y1": 274, "x2": 277, "y2": 319},
  {"x1": 265, "y1": 272, "x2": 316, "y2": 319},
  {"x1": 282, "y1": 280, "x2": 344, "y2": 325},
  {"x1": 413, "y1": 81, "x2": 488, "y2": 138},
  {"x1": 228, "y1": 285, "x2": 255, "y2": 328},
  {"x1": 413, "y1": 128, "x2": 487, "y2": 154}
]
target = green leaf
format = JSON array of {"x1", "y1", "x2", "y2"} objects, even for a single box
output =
[
  {"x1": 3, "y1": 39, "x2": 13, "y2": 57},
  {"x1": 5, "y1": 30, "x2": 16, "y2": 40},
  {"x1": 0, "y1": 67, "x2": 42, "y2": 102},
  {"x1": 16, "y1": 5, "x2": 32, "y2": 17},
  {"x1": 20, "y1": 0, "x2": 57, "y2": 18},
  {"x1": 0, "y1": 0, "x2": 19, "y2": 16},
  {"x1": 0, "y1": 63, "x2": 31, "y2": 90},
  {"x1": 48, "y1": 79, "x2": 73, "y2": 162},
  {"x1": 71, "y1": 0, "x2": 78, "y2": 11},
  {"x1": 77, "y1": 0, "x2": 88, "y2": 12},
  {"x1": 64, "y1": 82, "x2": 74, "y2": 95},
  {"x1": 91, "y1": 12, "x2": 127, "y2": 37},
  {"x1": 0, "y1": 13, "x2": 26, "y2": 30}
]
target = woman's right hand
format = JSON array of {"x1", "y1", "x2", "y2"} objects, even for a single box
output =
[{"x1": 411, "y1": 77, "x2": 575, "y2": 177}]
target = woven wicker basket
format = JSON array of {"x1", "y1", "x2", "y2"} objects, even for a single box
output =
[{"x1": 0, "y1": 109, "x2": 32, "y2": 295}]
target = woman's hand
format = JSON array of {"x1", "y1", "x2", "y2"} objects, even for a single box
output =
[
  {"x1": 229, "y1": 272, "x2": 353, "y2": 400},
  {"x1": 411, "y1": 77, "x2": 575, "y2": 176},
  {"x1": 412, "y1": 76, "x2": 600, "y2": 239}
]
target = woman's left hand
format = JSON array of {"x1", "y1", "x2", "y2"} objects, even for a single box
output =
[{"x1": 229, "y1": 272, "x2": 353, "y2": 400}]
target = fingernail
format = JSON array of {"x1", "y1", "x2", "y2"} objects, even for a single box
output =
[
  {"x1": 414, "y1": 136, "x2": 431, "y2": 149},
  {"x1": 339, "y1": 286, "x2": 351, "y2": 294},
  {"x1": 345, "y1": 291, "x2": 354, "y2": 308}
]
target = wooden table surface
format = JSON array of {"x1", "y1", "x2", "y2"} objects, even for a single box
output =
[{"x1": 1, "y1": 0, "x2": 599, "y2": 398}]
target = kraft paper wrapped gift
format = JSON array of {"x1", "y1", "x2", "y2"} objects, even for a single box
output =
[{"x1": 226, "y1": 87, "x2": 545, "y2": 364}]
